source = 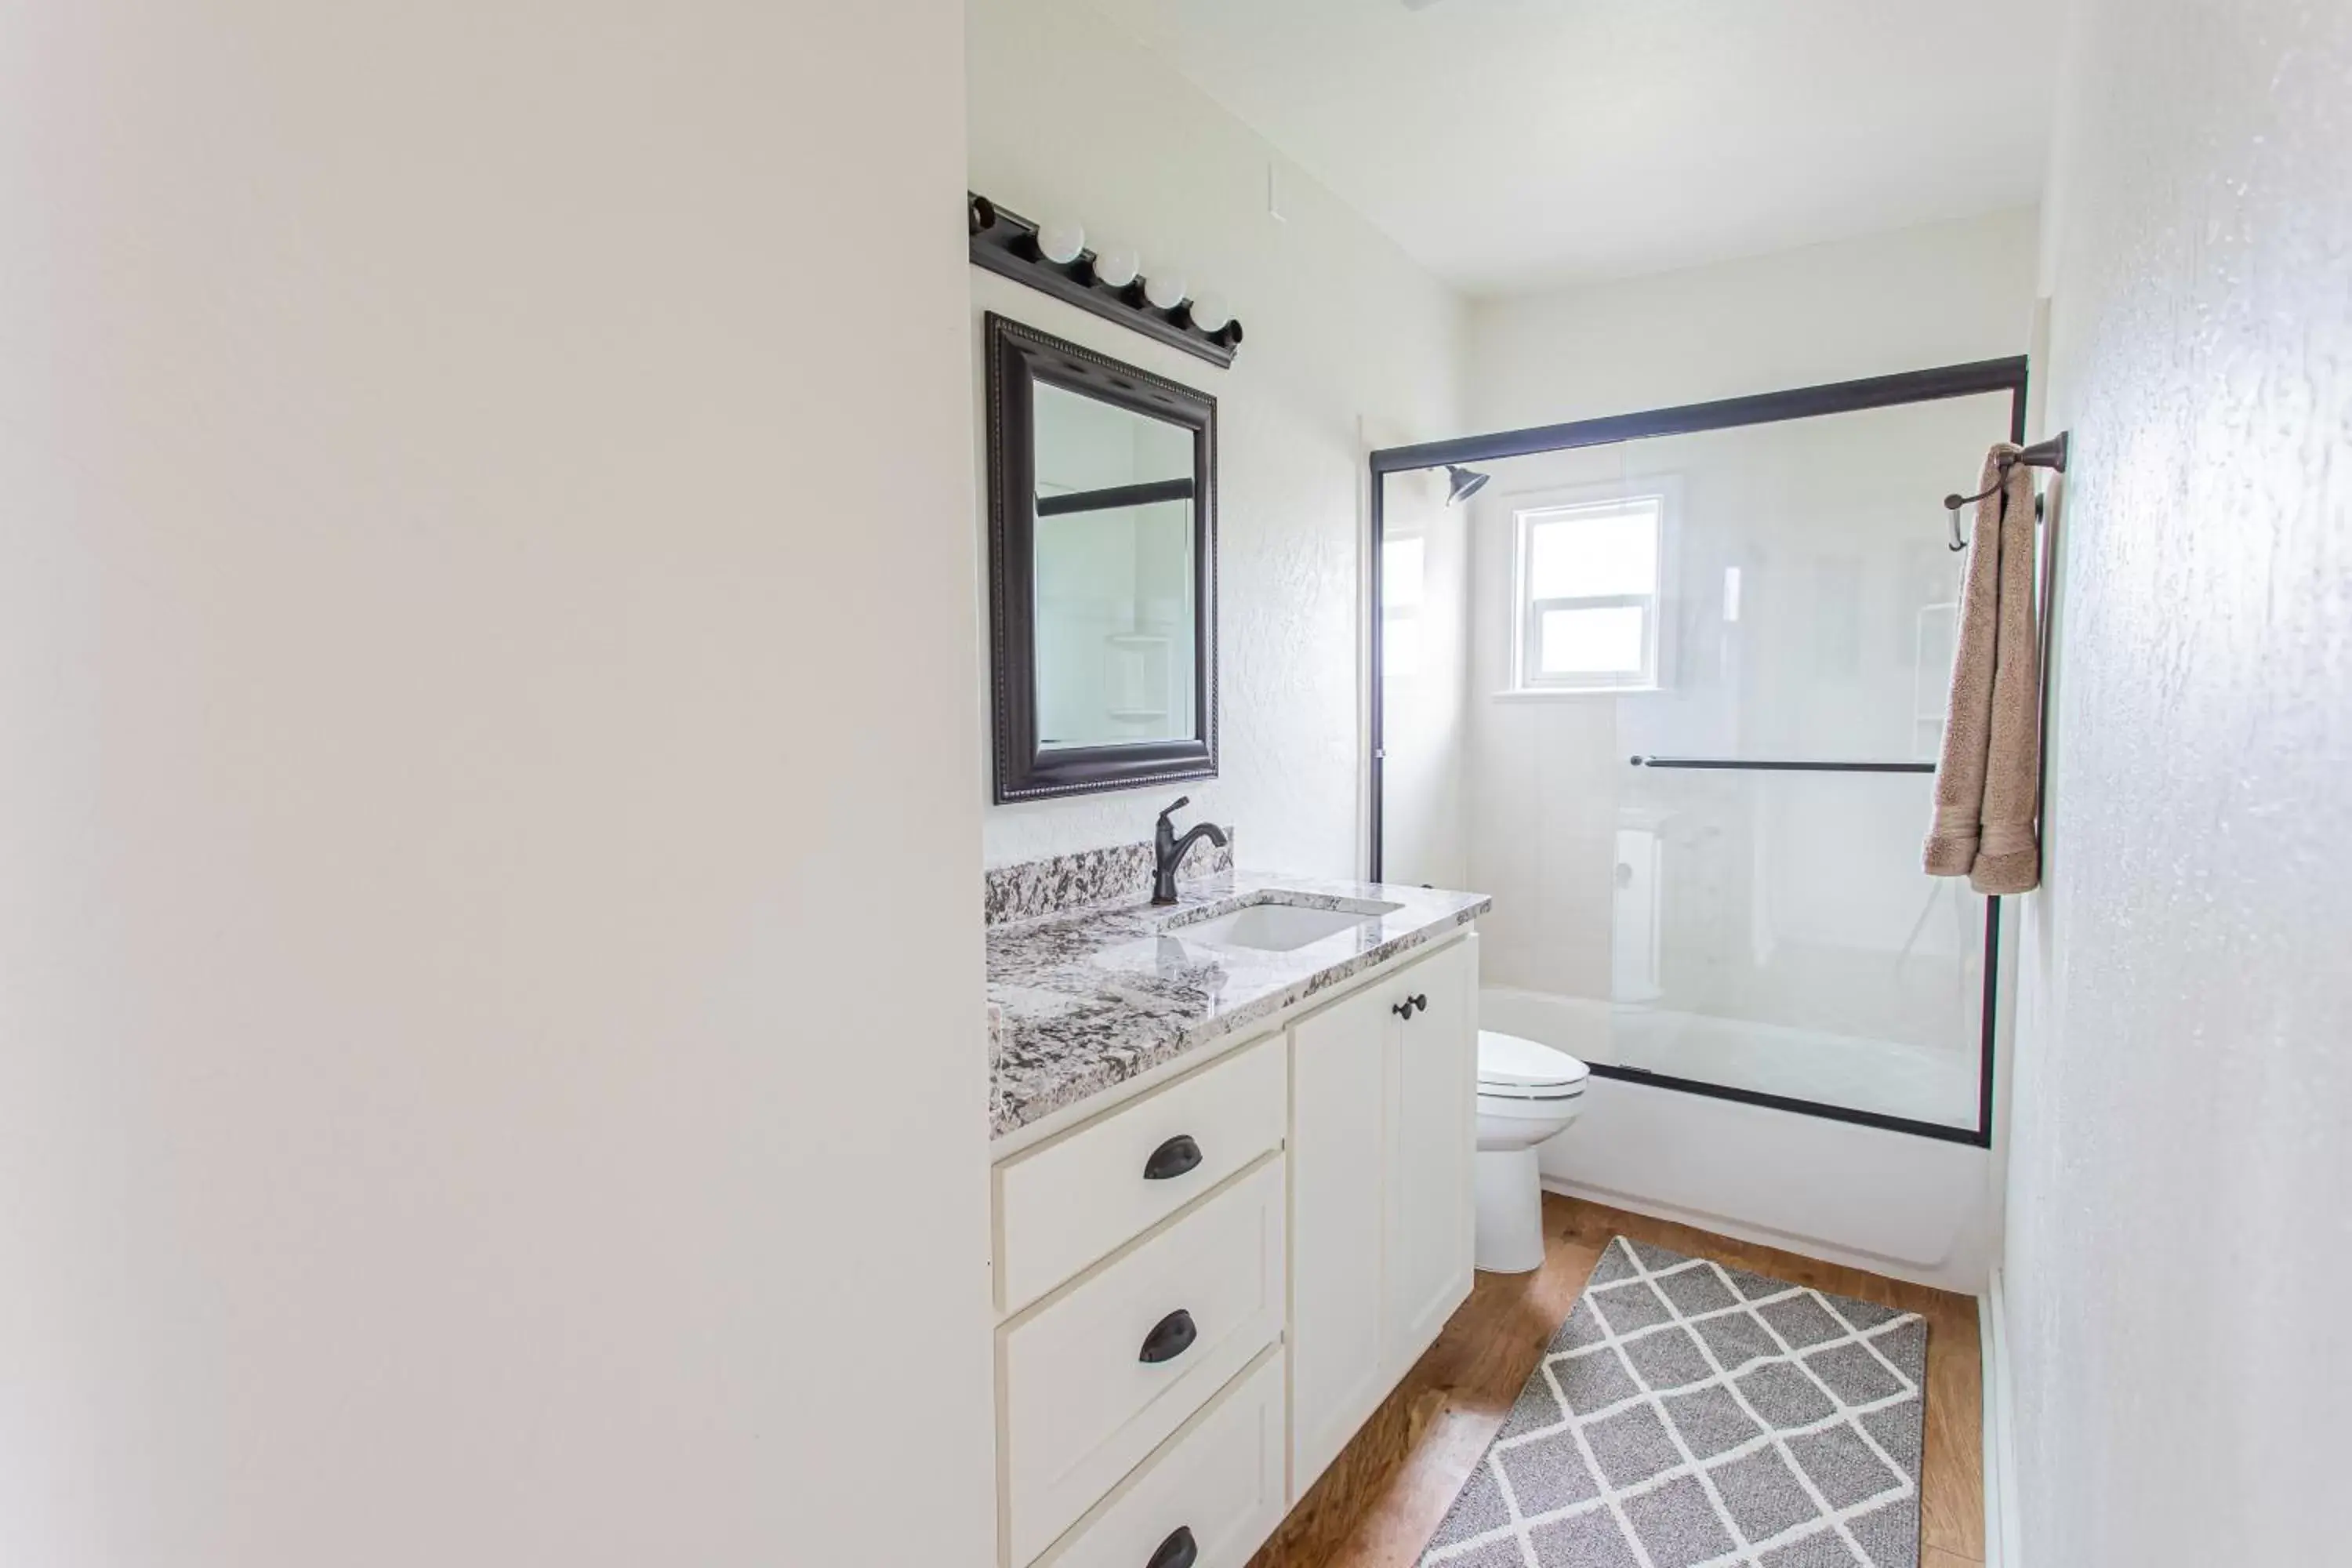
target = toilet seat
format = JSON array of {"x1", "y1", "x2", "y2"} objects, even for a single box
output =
[{"x1": 1476, "y1": 1029, "x2": 1589, "y2": 1101}]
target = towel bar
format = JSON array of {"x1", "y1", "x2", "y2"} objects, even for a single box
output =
[
  {"x1": 1944, "y1": 431, "x2": 2068, "y2": 550},
  {"x1": 1628, "y1": 757, "x2": 1937, "y2": 774}
]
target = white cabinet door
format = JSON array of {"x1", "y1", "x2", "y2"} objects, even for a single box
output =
[
  {"x1": 1286, "y1": 972, "x2": 1395, "y2": 1497},
  {"x1": 1287, "y1": 935, "x2": 1481, "y2": 1499},
  {"x1": 1384, "y1": 934, "x2": 1479, "y2": 1376}
]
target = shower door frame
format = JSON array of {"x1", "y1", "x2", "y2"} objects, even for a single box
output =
[{"x1": 1367, "y1": 356, "x2": 2029, "y2": 1148}]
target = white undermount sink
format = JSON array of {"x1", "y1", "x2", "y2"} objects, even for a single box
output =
[{"x1": 1174, "y1": 897, "x2": 1402, "y2": 953}]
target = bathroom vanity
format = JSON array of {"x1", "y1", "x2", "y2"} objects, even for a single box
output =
[{"x1": 986, "y1": 872, "x2": 1490, "y2": 1568}]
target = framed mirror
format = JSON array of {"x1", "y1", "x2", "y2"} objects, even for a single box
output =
[{"x1": 985, "y1": 313, "x2": 1218, "y2": 801}]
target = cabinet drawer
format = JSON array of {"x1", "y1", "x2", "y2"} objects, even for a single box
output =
[
  {"x1": 1033, "y1": 1345, "x2": 1286, "y2": 1568},
  {"x1": 996, "y1": 1033, "x2": 1285, "y2": 1316},
  {"x1": 1000, "y1": 1156, "x2": 1286, "y2": 1568}
]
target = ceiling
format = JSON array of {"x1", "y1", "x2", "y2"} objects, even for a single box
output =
[{"x1": 1086, "y1": 0, "x2": 2057, "y2": 296}]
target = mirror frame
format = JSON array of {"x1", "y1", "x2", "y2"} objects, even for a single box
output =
[{"x1": 985, "y1": 312, "x2": 1218, "y2": 802}]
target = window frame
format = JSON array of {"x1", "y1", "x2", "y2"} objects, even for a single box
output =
[{"x1": 1509, "y1": 492, "x2": 1670, "y2": 695}]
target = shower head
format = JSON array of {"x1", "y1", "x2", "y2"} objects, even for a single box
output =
[{"x1": 1446, "y1": 464, "x2": 1491, "y2": 505}]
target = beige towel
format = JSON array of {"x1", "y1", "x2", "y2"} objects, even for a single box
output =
[{"x1": 1924, "y1": 446, "x2": 2042, "y2": 893}]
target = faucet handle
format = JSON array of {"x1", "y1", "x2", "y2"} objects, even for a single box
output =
[{"x1": 1157, "y1": 796, "x2": 1191, "y2": 822}]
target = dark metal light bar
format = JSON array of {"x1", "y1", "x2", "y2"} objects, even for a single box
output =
[{"x1": 968, "y1": 193, "x2": 1241, "y2": 370}]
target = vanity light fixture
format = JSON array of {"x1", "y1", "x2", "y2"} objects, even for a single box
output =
[
  {"x1": 1092, "y1": 245, "x2": 1141, "y2": 290},
  {"x1": 1036, "y1": 216, "x2": 1087, "y2": 266},
  {"x1": 967, "y1": 191, "x2": 1242, "y2": 368}
]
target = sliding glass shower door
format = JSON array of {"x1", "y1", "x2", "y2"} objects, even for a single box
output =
[
  {"x1": 1374, "y1": 366, "x2": 2023, "y2": 1141},
  {"x1": 1592, "y1": 761, "x2": 1988, "y2": 1129}
]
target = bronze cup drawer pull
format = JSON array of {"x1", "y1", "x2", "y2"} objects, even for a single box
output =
[
  {"x1": 1146, "y1": 1526, "x2": 1199, "y2": 1568},
  {"x1": 1138, "y1": 1308, "x2": 1198, "y2": 1364},
  {"x1": 1143, "y1": 1134, "x2": 1203, "y2": 1181}
]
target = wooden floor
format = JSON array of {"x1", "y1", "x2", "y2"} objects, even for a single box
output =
[{"x1": 1249, "y1": 1193, "x2": 1983, "y2": 1568}]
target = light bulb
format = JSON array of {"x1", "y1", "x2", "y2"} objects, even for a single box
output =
[
  {"x1": 1143, "y1": 270, "x2": 1189, "y2": 311},
  {"x1": 1036, "y1": 217, "x2": 1085, "y2": 265},
  {"x1": 1187, "y1": 294, "x2": 1230, "y2": 333},
  {"x1": 1092, "y1": 245, "x2": 1140, "y2": 289}
]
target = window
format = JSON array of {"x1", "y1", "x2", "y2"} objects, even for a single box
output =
[
  {"x1": 1513, "y1": 495, "x2": 1664, "y2": 691},
  {"x1": 1381, "y1": 534, "x2": 1425, "y2": 679}
]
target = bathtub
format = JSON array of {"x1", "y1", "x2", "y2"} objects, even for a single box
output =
[
  {"x1": 1480, "y1": 985, "x2": 1980, "y2": 1128},
  {"x1": 1483, "y1": 984, "x2": 1992, "y2": 1290}
]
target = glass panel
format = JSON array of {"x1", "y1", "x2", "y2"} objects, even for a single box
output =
[
  {"x1": 1585, "y1": 767, "x2": 1987, "y2": 1127},
  {"x1": 1382, "y1": 386, "x2": 2016, "y2": 1134},
  {"x1": 1030, "y1": 381, "x2": 1197, "y2": 750},
  {"x1": 1528, "y1": 500, "x2": 1659, "y2": 598}
]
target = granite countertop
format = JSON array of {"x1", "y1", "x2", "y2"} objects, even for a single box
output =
[{"x1": 987, "y1": 871, "x2": 1491, "y2": 1139}]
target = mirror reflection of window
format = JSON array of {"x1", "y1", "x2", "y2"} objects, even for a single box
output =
[
  {"x1": 1382, "y1": 535, "x2": 1427, "y2": 679},
  {"x1": 1031, "y1": 382, "x2": 1198, "y2": 751}
]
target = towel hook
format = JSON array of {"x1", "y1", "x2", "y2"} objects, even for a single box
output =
[{"x1": 1942, "y1": 432, "x2": 2070, "y2": 551}]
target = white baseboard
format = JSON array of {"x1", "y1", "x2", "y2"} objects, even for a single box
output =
[{"x1": 1981, "y1": 1266, "x2": 2021, "y2": 1568}]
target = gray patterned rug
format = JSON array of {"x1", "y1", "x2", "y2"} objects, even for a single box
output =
[{"x1": 1417, "y1": 1237, "x2": 1928, "y2": 1568}]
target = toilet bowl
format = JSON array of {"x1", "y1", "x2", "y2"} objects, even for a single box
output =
[{"x1": 1474, "y1": 1029, "x2": 1589, "y2": 1274}]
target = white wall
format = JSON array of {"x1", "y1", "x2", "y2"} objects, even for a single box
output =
[
  {"x1": 0, "y1": 6, "x2": 995, "y2": 1566},
  {"x1": 1469, "y1": 207, "x2": 2041, "y2": 431},
  {"x1": 2004, "y1": 2, "x2": 2352, "y2": 1561},
  {"x1": 968, "y1": 0, "x2": 1463, "y2": 875}
]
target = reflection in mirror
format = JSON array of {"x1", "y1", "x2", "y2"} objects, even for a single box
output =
[{"x1": 1032, "y1": 382, "x2": 1198, "y2": 750}]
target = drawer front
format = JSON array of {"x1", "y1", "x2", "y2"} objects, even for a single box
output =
[
  {"x1": 996, "y1": 1033, "x2": 1285, "y2": 1316},
  {"x1": 1033, "y1": 1345, "x2": 1287, "y2": 1568},
  {"x1": 1001, "y1": 1156, "x2": 1286, "y2": 1568}
]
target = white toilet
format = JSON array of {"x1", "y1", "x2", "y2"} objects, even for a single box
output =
[{"x1": 1473, "y1": 1029, "x2": 1590, "y2": 1274}]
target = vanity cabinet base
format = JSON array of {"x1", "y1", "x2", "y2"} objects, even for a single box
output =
[{"x1": 992, "y1": 932, "x2": 1479, "y2": 1568}]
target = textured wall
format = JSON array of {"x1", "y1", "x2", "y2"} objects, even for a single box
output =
[
  {"x1": 967, "y1": 0, "x2": 1462, "y2": 877},
  {"x1": 2006, "y1": 2, "x2": 2352, "y2": 1562}
]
